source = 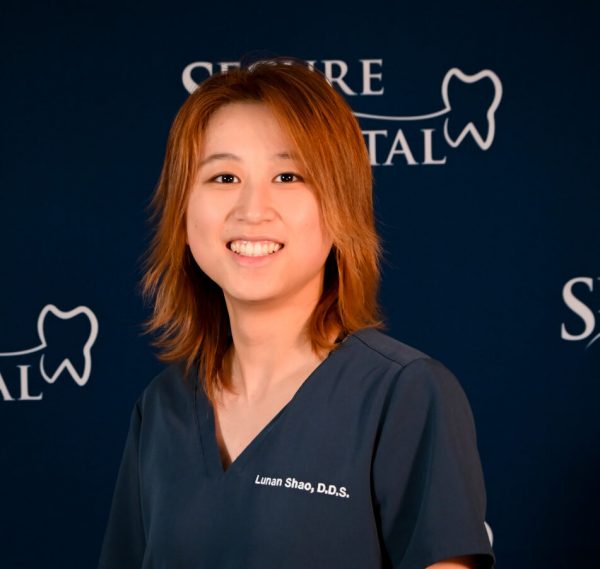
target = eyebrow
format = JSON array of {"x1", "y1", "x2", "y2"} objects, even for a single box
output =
[
  {"x1": 274, "y1": 152, "x2": 296, "y2": 160},
  {"x1": 199, "y1": 153, "x2": 240, "y2": 166},
  {"x1": 199, "y1": 151, "x2": 297, "y2": 167}
]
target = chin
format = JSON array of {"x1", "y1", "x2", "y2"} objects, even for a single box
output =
[{"x1": 224, "y1": 288, "x2": 281, "y2": 305}]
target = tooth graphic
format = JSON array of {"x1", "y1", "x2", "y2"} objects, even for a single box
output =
[
  {"x1": 352, "y1": 67, "x2": 502, "y2": 151},
  {"x1": 37, "y1": 305, "x2": 98, "y2": 386},
  {"x1": 441, "y1": 68, "x2": 502, "y2": 150},
  {"x1": 0, "y1": 304, "x2": 99, "y2": 388}
]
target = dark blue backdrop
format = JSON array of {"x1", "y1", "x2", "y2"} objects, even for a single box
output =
[{"x1": 1, "y1": 1, "x2": 598, "y2": 567}]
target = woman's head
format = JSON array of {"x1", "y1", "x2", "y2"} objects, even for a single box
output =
[
  {"x1": 185, "y1": 100, "x2": 334, "y2": 312},
  {"x1": 143, "y1": 59, "x2": 382, "y2": 399}
]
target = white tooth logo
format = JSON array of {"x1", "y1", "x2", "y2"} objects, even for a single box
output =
[
  {"x1": 441, "y1": 68, "x2": 502, "y2": 150},
  {"x1": 38, "y1": 305, "x2": 98, "y2": 386},
  {"x1": 353, "y1": 67, "x2": 503, "y2": 151},
  {"x1": 0, "y1": 304, "x2": 99, "y2": 387}
]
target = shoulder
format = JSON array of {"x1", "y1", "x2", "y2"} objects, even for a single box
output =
[
  {"x1": 345, "y1": 328, "x2": 470, "y2": 413},
  {"x1": 347, "y1": 328, "x2": 458, "y2": 387},
  {"x1": 348, "y1": 327, "x2": 431, "y2": 368},
  {"x1": 137, "y1": 362, "x2": 195, "y2": 415}
]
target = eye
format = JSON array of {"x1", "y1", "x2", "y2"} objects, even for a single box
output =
[
  {"x1": 274, "y1": 172, "x2": 304, "y2": 183},
  {"x1": 212, "y1": 173, "x2": 240, "y2": 183}
]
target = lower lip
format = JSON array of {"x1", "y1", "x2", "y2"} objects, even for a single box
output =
[{"x1": 227, "y1": 246, "x2": 283, "y2": 267}]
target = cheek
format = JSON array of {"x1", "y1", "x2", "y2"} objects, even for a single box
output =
[
  {"x1": 295, "y1": 204, "x2": 333, "y2": 259},
  {"x1": 185, "y1": 197, "x2": 222, "y2": 273},
  {"x1": 186, "y1": 231, "x2": 218, "y2": 281},
  {"x1": 186, "y1": 194, "x2": 219, "y2": 241},
  {"x1": 186, "y1": 213, "x2": 203, "y2": 240}
]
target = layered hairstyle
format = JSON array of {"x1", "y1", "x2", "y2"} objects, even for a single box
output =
[{"x1": 143, "y1": 59, "x2": 382, "y2": 401}]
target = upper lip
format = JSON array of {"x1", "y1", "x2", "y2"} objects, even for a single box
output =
[{"x1": 227, "y1": 236, "x2": 285, "y2": 244}]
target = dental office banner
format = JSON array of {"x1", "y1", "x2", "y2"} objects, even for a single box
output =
[{"x1": 1, "y1": 2, "x2": 598, "y2": 568}]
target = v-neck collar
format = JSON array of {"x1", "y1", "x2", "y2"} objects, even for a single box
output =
[{"x1": 193, "y1": 335, "x2": 352, "y2": 478}]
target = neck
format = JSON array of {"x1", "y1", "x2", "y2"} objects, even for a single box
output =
[{"x1": 222, "y1": 293, "x2": 328, "y2": 403}]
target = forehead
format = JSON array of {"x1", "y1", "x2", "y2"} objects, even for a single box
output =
[{"x1": 201, "y1": 102, "x2": 294, "y2": 153}]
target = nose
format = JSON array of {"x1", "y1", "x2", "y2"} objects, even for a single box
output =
[{"x1": 234, "y1": 177, "x2": 275, "y2": 223}]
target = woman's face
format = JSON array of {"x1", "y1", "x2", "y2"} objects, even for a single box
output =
[{"x1": 186, "y1": 102, "x2": 333, "y2": 310}]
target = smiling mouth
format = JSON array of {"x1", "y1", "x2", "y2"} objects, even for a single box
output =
[{"x1": 228, "y1": 240, "x2": 284, "y2": 257}]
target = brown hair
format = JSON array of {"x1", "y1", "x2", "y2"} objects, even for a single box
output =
[{"x1": 143, "y1": 59, "x2": 382, "y2": 401}]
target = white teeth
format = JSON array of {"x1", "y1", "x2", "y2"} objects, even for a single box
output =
[{"x1": 229, "y1": 240, "x2": 282, "y2": 257}]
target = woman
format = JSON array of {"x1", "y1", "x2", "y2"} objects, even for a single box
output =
[{"x1": 99, "y1": 60, "x2": 494, "y2": 569}]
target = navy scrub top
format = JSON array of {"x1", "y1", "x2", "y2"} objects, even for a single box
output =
[{"x1": 99, "y1": 328, "x2": 494, "y2": 568}]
